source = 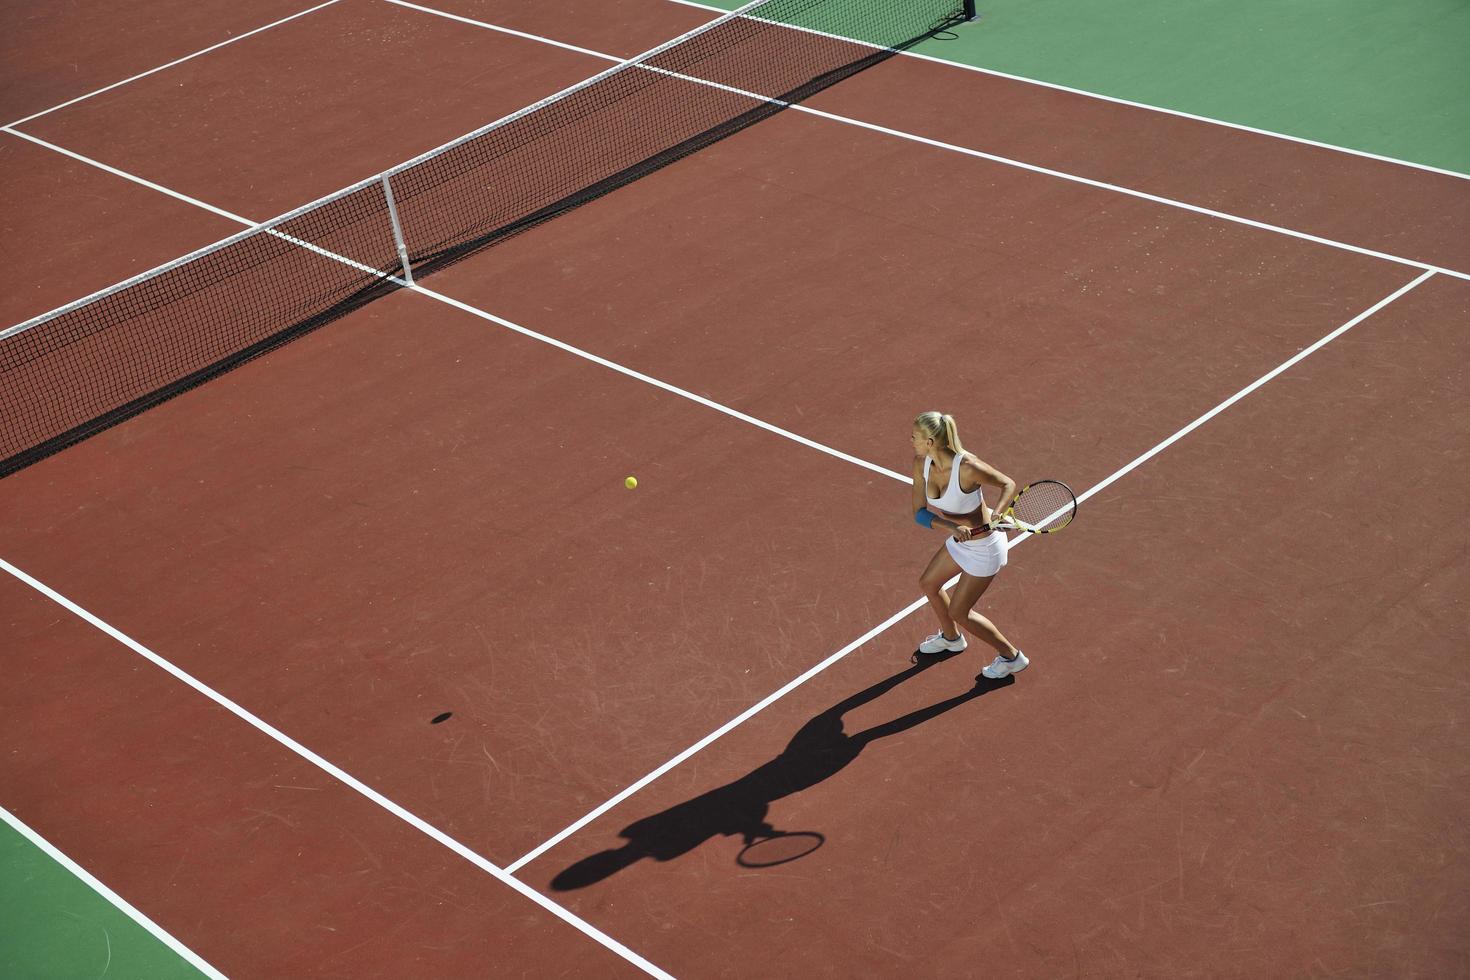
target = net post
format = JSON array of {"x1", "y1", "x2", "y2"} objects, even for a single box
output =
[
  {"x1": 964, "y1": 0, "x2": 978, "y2": 21},
  {"x1": 381, "y1": 175, "x2": 414, "y2": 286}
]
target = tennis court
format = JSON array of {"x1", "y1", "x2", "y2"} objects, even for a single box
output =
[{"x1": 2, "y1": 0, "x2": 1467, "y2": 976}]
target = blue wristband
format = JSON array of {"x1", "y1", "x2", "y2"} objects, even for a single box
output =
[{"x1": 914, "y1": 508, "x2": 935, "y2": 529}]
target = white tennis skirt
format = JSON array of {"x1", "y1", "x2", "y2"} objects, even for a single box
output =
[{"x1": 945, "y1": 529, "x2": 1009, "y2": 577}]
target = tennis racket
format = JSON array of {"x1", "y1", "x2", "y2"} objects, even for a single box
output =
[{"x1": 985, "y1": 479, "x2": 1077, "y2": 534}]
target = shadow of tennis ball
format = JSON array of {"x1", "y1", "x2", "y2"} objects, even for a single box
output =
[{"x1": 431, "y1": 712, "x2": 453, "y2": 724}]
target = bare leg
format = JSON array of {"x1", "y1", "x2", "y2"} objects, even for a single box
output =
[
  {"x1": 918, "y1": 543, "x2": 964, "y2": 639},
  {"x1": 947, "y1": 573, "x2": 1019, "y2": 658}
]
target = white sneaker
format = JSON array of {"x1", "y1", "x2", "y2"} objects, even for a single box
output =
[
  {"x1": 918, "y1": 630, "x2": 967, "y2": 654},
  {"x1": 981, "y1": 651, "x2": 1029, "y2": 678}
]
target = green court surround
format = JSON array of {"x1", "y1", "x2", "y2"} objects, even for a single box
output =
[
  {"x1": 710, "y1": 0, "x2": 1470, "y2": 174},
  {"x1": 0, "y1": 817, "x2": 205, "y2": 980}
]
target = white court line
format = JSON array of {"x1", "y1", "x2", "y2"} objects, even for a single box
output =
[
  {"x1": 414, "y1": 283, "x2": 907, "y2": 480},
  {"x1": 381, "y1": 0, "x2": 1470, "y2": 282},
  {"x1": 0, "y1": 805, "x2": 227, "y2": 980},
  {"x1": 509, "y1": 267, "x2": 1436, "y2": 872},
  {"x1": 0, "y1": 559, "x2": 673, "y2": 980},
  {"x1": 3, "y1": 127, "x2": 256, "y2": 225},
  {"x1": 785, "y1": 106, "x2": 1466, "y2": 283},
  {"x1": 1071, "y1": 269, "x2": 1438, "y2": 508},
  {"x1": 506, "y1": 595, "x2": 931, "y2": 872},
  {"x1": 662, "y1": 0, "x2": 1470, "y2": 183},
  {"x1": 4, "y1": 0, "x2": 344, "y2": 130},
  {"x1": 384, "y1": 0, "x2": 617, "y2": 61}
]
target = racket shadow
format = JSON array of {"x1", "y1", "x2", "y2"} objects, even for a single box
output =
[{"x1": 550, "y1": 656, "x2": 1013, "y2": 890}]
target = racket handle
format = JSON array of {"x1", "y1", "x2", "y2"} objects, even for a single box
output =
[{"x1": 954, "y1": 522, "x2": 1003, "y2": 539}]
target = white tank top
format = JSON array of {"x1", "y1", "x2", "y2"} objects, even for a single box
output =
[{"x1": 925, "y1": 454, "x2": 982, "y2": 515}]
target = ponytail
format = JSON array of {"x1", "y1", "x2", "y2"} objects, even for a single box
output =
[{"x1": 941, "y1": 413, "x2": 963, "y2": 454}]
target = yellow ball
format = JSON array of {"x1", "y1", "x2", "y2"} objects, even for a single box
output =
[{"x1": 624, "y1": 476, "x2": 638, "y2": 489}]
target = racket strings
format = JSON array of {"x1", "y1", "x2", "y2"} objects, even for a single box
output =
[{"x1": 1012, "y1": 482, "x2": 1076, "y2": 532}]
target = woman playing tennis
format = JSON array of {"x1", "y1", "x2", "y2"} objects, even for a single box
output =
[{"x1": 910, "y1": 411, "x2": 1028, "y2": 678}]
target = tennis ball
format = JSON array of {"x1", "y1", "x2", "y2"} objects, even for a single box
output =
[{"x1": 625, "y1": 476, "x2": 638, "y2": 489}]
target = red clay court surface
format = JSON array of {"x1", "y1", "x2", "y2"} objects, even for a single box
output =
[{"x1": 3, "y1": 0, "x2": 1468, "y2": 977}]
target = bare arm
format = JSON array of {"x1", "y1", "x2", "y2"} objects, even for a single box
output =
[{"x1": 962, "y1": 455, "x2": 1018, "y2": 525}]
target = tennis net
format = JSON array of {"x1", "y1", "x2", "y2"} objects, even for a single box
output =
[{"x1": 0, "y1": 0, "x2": 965, "y2": 478}]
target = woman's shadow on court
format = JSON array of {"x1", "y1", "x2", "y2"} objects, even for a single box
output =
[{"x1": 551, "y1": 655, "x2": 1013, "y2": 890}]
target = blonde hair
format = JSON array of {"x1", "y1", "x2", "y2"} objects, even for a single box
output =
[{"x1": 914, "y1": 412, "x2": 963, "y2": 454}]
